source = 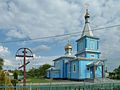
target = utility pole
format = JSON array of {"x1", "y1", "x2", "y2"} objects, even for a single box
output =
[{"x1": 16, "y1": 48, "x2": 33, "y2": 86}]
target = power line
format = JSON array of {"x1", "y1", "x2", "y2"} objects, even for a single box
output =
[{"x1": 0, "y1": 24, "x2": 120, "y2": 44}]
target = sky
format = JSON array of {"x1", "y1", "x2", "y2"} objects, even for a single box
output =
[{"x1": 0, "y1": 0, "x2": 120, "y2": 71}]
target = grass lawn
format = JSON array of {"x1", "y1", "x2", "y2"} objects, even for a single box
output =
[{"x1": 26, "y1": 78, "x2": 59, "y2": 83}]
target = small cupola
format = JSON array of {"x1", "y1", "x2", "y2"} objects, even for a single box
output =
[
  {"x1": 85, "y1": 9, "x2": 90, "y2": 23},
  {"x1": 81, "y1": 9, "x2": 93, "y2": 37},
  {"x1": 64, "y1": 41, "x2": 72, "y2": 56}
]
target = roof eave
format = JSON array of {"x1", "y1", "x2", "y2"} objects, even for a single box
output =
[{"x1": 76, "y1": 35, "x2": 99, "y2": 42}]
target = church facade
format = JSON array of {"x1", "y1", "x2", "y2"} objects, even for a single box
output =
[{"x1": 46, "y1": 9, "x2": 106, "y2": 80}]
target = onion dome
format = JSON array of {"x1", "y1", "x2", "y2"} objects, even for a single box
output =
[
  {"x1": 64, "y1": 42, "x2": 72, "y2": 56},
  {"x1": 64, "y1": 43, "x2": 72, "y2": 50}
]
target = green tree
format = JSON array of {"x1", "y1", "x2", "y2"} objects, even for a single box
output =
[
  {"x1": 13, "y1": 70, "x2": 18, "y2": 80},
  {"x1": 27, "y1": 67, "x2": 36, "y2": 78},
  {"x1": 109, "y1": 65, "x2": 120, "y2": 80},
  {"x1": 27, "y1": 64, "x2": 51, "y2": 78},
  {"x1": 0, "y1": 58, "x2": 4, "y2": 70},
  {"x1": 17, "y1": 70, "x2": 23, "y2": 76},
  {"x1": 39, "y1": 64, "x2": 51, "y2": 78},
  {"x1": 11, "y1": 70, "x2": 18, "y2": 90},
  {"x1": 113, "y1": 65, "x2": 120, "y2": 79}
]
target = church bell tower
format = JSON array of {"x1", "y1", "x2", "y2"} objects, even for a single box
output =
[{"x1": 76, "y1": 9, "x2": 100, "y2": 59}]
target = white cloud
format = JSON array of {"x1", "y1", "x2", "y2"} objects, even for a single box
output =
[
  {"x1": 28, "y1": 55, "x2": 59, "y2": 68},
  {"x1": 6, "y1": 27, "x2": 26, "y2": 39},
  {"x1": 32, "y1": 44, "x2": 51, "y2": 53},
  {"x1": 0, "y1": 0, "x2": 81, "y2": 39},
  {"x1": 14, "y1": 54, "x2": 59, "y2": 69},
  {"x1": 4, "y1": 59, "x2": 14, "y2": 66},
  {"x1": 0, "y1": 45, "x2": 10, "y2": 57}
]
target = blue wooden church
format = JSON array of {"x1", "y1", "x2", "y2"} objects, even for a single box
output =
[{"x1": 46, "y1": 9, "x2": 105, "y2": 80}]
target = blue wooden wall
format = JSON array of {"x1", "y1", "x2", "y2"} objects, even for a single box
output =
[
  {"x1": 54, "y1": 59, "x2": 64, "y2": 78},
  {"x1": 86, "y1": 37, "x2": 99, "y2": 50},
  {"x1": 79, "y1": 60, "x2": 91, "y2": 79},
  {"x1": 70, "y1": 60, "x2": 79, "y2": 79}
]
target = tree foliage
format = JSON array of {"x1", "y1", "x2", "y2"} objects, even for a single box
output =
[
  {"x1": 109, "y1": 65, "x2": 120, "y2": 80},
  {"x1": 39, "y1": 64, "x2": 51, "y2": 77},
  {"x1": 27, "y1": 64, "x2": 51, "y2": 78},
  {"x1": 27, "y1": 67, "x2": 37, "y2": 78},
  {"x1": 13, "y1": 70, "x2": 18, "y2": 80},
  {"x1": 0, "y1": 58, "x2": 4, "y2": 70}
]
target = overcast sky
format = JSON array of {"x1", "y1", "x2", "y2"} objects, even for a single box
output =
[{"x1": 0, "y1": 0, "x2": 120, "y2": 71}]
